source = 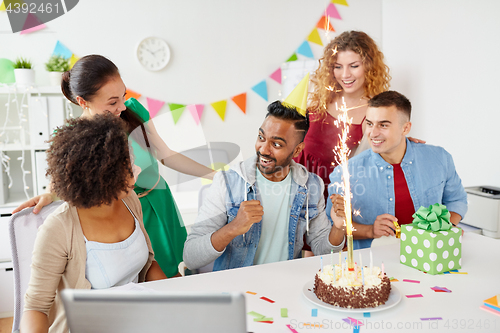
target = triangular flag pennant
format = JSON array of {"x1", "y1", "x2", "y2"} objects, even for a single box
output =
[
  {"x1": 307, "y1": 28, "x2": 323, "y2": 46},
  {"x1": 69, "y1": 54, "x2": 79, "y2": 69},
  {"x1": 231, "y1": 93, "x2": 246, "y2": 114},
  {"x1": 125, "y1": 89, "x2": 141, "y2": 101},
  {"x1": 297, "y1": 41, "x2": 314, "y2": 58},
  {"x1": 286, "y1": 53, "x2": 298, "y2": 62},
  {"x1": 251, "y1": 80, "x2": 268, "y2": 101},
  {"x1": 317, "y1": 16, "x2": 335, "y2": 32},
  {"x1": 53, "y1": 41, "x2": 73, "y2": 59},
  {"x1": 211, "y1": 100, "x2": 227, "y2": 121},
  {"x1": 326, "y1": 3, "x2": 342, "y2": 19},
  {"x1": 485, "y1": 295, "x2": 500, "y2": 307},
  {"x1": 269, "y1": 68, "x2": 282, "y2": 84},
  {"x1": 283, "y1": 73, "x2": 309, "y2": 117},
  {"x1": 20, "y1": 13, "x2": 46, "y2": 34},
  {"x1": 168, "y1": 103, "x2": 186, "y2": 124},
  {"x1": 187, "y1": 104, "x2": 204, "y2": 125},
  {"x1": 331, "y1": 0, "x2": 349, "y2": 6},
  {"x1": 146, "y1": 97, "x2": 165, "y2": 118},
  {"x1": 0, "y1": 2, "x2": 6, "y2": 11}
]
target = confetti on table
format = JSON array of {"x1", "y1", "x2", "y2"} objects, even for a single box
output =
[
  {"x1": 281, "y1": 308, "x2": 288, "y2": 318},
  {"x1": 353, "y1": 326, "x2": 361, "y2": 333},
  {"x1": 342, "y1": 317, "x2": 364, "y2": 326},
  {"x1": 312, "y1": 309, "x2": 318, "y2": 317},
  {"x1": 286, "y1": 324, "x2": 299, "y2": 333},
  {"x1": 389, "y1": 277, "x2": 399, "y2": 282},
  {"x1": 403, "y1": 279, "x2": 420, "y2": 284},
  {"x1": 431, "y1": 286, "x2": 452, "y2": 293},
  {"x1": 443, "y1": 269, "x2": 459, "y2": 274},
  {"x1": 348, "y1": 317, "x2": 364, "y2": 326},
  {"x1": 246, "y1": 291, "x2": 257, "y2": 295},
  {"x1": 406, "y1": 294, "x2": 424, "y2": 298},
  {"x1": 260, "y1": 296, "x2": 275, "y2": 303},
  {"x1": 449, "y1": 272, "x2": 468, "y2": 275},
  {"x1": 480, "y1": 305, "x2": 500, "y2": 317},
  {"x1": 254, "y1": 317, "x2": 273, "y2": 322},
  {"x1": 248, "y1": 311, "x2": 265, "y2": 319},
  {"x1": 257, "y1": 320, "x2": 274, "y2": 324},
  {"x1": 363, "y1": 312, "x2": 371, "y2": 317},
  {"x1": 421, "y1": 317, "x2": 443, "y2": 321}
]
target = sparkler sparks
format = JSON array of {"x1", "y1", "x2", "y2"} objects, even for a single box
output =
[{"x1": 333, "y1": 97, "x2": 356, "y2": 270}]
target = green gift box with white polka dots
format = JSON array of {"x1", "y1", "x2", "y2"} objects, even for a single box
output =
[{"x1": 400, "y1": 225, "x2": 462, "y2": 275}]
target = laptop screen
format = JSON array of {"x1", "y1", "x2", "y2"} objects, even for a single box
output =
[{"x1": 61, "y1": 289, "x2": 247, "y2": 333}]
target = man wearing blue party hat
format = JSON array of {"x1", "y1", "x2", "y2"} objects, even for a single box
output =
[{"x1": 184, "y1": 74, "x2": 346, "y2": 271}]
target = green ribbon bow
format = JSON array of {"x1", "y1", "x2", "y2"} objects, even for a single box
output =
[{"x1": 411, "y1": 203, "x2": 452, "y2": 232}]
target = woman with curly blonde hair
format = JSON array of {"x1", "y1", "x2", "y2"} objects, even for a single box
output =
[{"x1": 294, "y1": 31, "x2": 393, "y2": 201}]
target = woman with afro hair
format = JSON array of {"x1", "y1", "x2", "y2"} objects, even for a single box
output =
[{"x1": 21, "y1": 114, "x2": 166, "y2": 333}]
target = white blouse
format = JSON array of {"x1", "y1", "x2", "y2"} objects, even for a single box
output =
[{"x1": 84, "y1": 201, "x2": 149, "y2": 289}]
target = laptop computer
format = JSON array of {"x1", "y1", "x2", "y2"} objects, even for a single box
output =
[{"x1": 61, "y1": 289, "x2": 247, "y2": 333}]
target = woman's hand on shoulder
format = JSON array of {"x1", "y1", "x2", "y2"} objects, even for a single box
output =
[
  {"x1": 12, "y1": 192, "x2": 56, "y2": 214},
  {"x1": 407, "y1": 136, "x2": 426, "y2": 144}
]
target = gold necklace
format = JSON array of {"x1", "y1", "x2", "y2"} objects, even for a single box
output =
[{"x1": 341, "y1": 97, "x2": 368, "y2": 112}]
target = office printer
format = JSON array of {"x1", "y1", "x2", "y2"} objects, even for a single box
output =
[{"x1": 462, "y1": 186, "x2": 500, "y2": 238}]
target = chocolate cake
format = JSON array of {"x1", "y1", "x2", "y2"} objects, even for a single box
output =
[{"x1": 313, "y1": 264, "x2": 391, "y2": 309}]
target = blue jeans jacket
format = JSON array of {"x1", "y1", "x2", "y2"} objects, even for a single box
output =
[
  {"x1": 184, "y1": 157, "x2": 344, "y2": 271},
  {"x1": 327, "y1": 139, "x2": 468, "y2": 249}
]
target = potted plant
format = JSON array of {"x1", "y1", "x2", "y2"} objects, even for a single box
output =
[
  {"x1": 13, "y1": 57, "x2": 35, "y2": 86},
  {"x1": 45, "y1": 55, "x2": 70, "y2": 86}
]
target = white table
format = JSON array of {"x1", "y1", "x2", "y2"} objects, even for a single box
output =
[{"x1": 144, "y1": 233, "x2": 500, "y2": 332}]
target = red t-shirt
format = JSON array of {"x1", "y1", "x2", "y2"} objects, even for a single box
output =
[{"x1": 392, "y1": 163, "x2": 415, "y2": 225}]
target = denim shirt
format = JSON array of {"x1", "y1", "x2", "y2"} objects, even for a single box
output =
[
  {"x1": 327, "y1": 139, "x2": 468, "y2": 249},
  {"x1": 184, "y1": 157, "x2": 345, "y2": 271}
]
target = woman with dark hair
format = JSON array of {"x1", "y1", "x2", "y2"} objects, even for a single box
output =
[
  {"x1": 14, "y1": 55, "x2": 215, "y2": 277},
  {"x1": 20, "y1": 114, "x2": 166, "y2": 333}
]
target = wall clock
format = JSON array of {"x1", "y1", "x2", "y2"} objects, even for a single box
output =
[{"x1": 136, "y1": 37, "x2": 171, "y2": 71}]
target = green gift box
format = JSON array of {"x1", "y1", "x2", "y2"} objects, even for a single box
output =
[{"x1": 399, "y1": 203, "x2": 462, "y2": 275}]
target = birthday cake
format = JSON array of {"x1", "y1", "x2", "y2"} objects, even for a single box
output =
[{"x1": 313, "y1": 264, "x2": 391, "y2": 308}]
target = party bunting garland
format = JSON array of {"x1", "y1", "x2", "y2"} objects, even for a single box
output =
[
  {"x1": 42, "y1": 1, "x2": 347, "y2": 124},
  {"x1": 187, "y1": 104, "x2": 204, "y2": 125},
  {"x1": 231, "y1": 93, "x2": 247, "y2": 114},
  {"x1": 307, "y1": 29, "x2": 323, "y2": 46},
  {"x1": 168, "y1": 103, "x2": 186, "y2": 124},
  {"x1": 0, "y1": 1, "x2": 6, "y2": 11},
  {"x1": 331, "y1": 0, "x2": 349, "y2": 6},
  {"x1": 251, "y1": 80, "x2": 268, "y2": 101},
  {"x1": 269, "y1": 68, "x2": 282, "y2": 84},
  {"x1": 317, "y1": 16, "x2": 335, "y2": 32},
  {"x1": 297, "y1": 41, "x2": 314, "y2": 58},
  {"x1": 146, "y1": 97, "x2": 164, "y2": 118},
  {"x1": 125, "y1": 89, "x2": 141, "y2": 101},
  {"x1": 211, "y1": 100, "x2": 227, "y2": 121},
  {"x1": 20, "y1": 13, "x2": 46, "y2": 34}
]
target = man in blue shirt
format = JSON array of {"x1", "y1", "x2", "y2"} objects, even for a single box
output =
[
  {"x1": 327, "y1": 91, "x2": 467, "y2": 249},
  {"x1": 184, "y1": 101, "x2": 345, "y2": 271}
]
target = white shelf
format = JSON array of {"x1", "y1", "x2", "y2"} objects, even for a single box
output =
[
  {"x1": 0, "y1": 85, "x2": 62, "y2": 95},
  {"x1": 0, "y1": 144, "x2": 32, "y2": 151},
  {"x1": 0, "y1": 191, "x2": 31, "y2": 209}
]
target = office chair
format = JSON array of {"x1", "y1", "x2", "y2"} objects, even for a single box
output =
[{"x1": 9, "y1": 201, "x2": 63, "y2": 333}]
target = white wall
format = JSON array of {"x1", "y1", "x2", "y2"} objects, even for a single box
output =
[
  {"x1": 382, "y1": 0, "x2": 500, "y2": 188},
  {"x1": 1, "y1": 0, "x2": 381, "y2": 162}
]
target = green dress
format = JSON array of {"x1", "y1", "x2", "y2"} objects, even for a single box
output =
[{"x1": 125, "y1": 98, "x2": 187, "y2": 278}]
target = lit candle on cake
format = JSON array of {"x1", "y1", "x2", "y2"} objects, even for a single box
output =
[{"x1": 370, "y1": 250, "x2": 373, "y2": 273}]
